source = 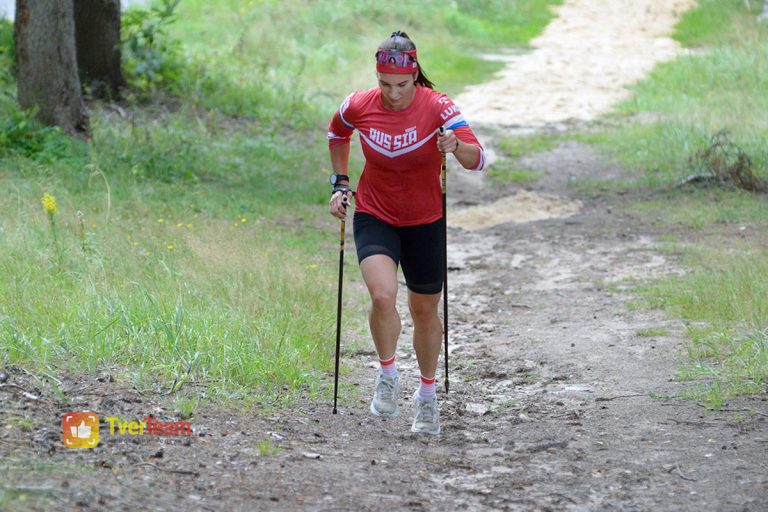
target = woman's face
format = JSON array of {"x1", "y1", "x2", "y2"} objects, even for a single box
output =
[{"x1": 377, "y1": 72, "x2": 417, "y2": 111}]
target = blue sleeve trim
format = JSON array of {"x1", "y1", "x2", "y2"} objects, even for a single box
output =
[{"x1": 446, "y1": 120, "x2": 468, "y2": 130}]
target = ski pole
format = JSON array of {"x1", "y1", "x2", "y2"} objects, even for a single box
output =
[
  {"x1": 333, "y1": 194, "x2": 349, "y2": 414},
  {"x1": 439, "y1": 127, "x2": 449, "y2": 393}
]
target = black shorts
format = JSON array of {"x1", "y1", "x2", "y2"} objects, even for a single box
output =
[{"x1": 353, "y1": 212, "x2": 444, "y2": 295}]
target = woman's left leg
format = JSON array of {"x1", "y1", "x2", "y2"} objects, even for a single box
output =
[
  {"x1": 400, "y1": 217, "x2": 444, "y2": 434},
  {"x1": 408, "y1": 290, "x2": 443, "y2": 434},
  {"x1": 408, "y1": 290, "x2": 442, "y2": 378}
]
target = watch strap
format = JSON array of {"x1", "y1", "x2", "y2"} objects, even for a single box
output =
[{"x1": 330, "y1": 174, "x2": 350, "y2": 185}]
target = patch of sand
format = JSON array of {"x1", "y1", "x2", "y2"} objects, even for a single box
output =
[
  {"x1": 447, "y1": 190, "x2": 583, "y2": 230},
  {"x1": 455, "y1": 0, "x2": 697, "y2": 126}
]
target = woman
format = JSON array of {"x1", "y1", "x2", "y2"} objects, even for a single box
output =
[{"x1": 327, "y1": 31, "x2": 486, "y2": 435}]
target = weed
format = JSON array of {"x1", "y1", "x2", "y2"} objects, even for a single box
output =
[
  {"x1": 257, "y1": 438, "x2": 281, "y2": 457},
  {"x1": 636, "y1": 328, "x2": 669, "y2": 338}
]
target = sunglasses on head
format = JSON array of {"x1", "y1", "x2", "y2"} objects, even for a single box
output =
[{"x1": 375, "y1": 49, "x2": 417, "y2": 69}]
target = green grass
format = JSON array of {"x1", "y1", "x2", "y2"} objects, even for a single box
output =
[
  {"x1": 636, "y1": 247, "x2": 768, "y2": 407},
  {"x1": 630, "y1": 188, "x2": 768, "y2": 230},
  {"x1": 490, "y1": 133, "x2": 567, "y2": 183},
  {"x1": 636, "y1": 328, "x2": 669, "y2": 338},
  {"x1": 488, "y1": 161, "x2": 540, "y2": 184},
  {"x1": 166, "y1": 0, "x2": 563, "y2": 101},
  {"x1": 673, "y1": 0, "x2": 764, "y2": 47},
  {"x1": 499, "y1": 133, "x2": 563, "y2": 159}
]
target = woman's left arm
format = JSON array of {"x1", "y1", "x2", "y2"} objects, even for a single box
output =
[{"x1": 437, "y1": 128, "x2": 485, "y2": 171}]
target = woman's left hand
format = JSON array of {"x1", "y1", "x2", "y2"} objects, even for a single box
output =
[{"x1": 437, "y1": 129, "x2": 459, "y2": 154}]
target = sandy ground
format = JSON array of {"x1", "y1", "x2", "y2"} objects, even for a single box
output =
[
  {"x1": 455, "y1": 0, "x2": 696, "y2": 127},
  {"x1": 2, "y1": 1, "x2": 767, "y2": 511}
]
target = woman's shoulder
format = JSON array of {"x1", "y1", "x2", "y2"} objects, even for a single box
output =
[
  {"x1": 345, "y1": 87, "x2": 381, "y2": 105},
  {"x1": 418, "y1": 86, "x2": 450, "y2": 101},
  {"x1": 417, "y1": 86, "x2": 455, "y2": 110}
]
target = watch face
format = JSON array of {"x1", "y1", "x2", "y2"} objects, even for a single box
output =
[{"x1": 329, "y1": 174, "x2": 338, "y2": 185}]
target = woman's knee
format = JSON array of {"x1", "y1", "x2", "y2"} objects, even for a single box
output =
[
  {"x1": 370, "y1": 288, "x2": 397, "y2": 313},
  {"x1": 408, "y1": 293, "x2": 440, "y2": 322}
]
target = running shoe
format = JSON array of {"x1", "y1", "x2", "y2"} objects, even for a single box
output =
[
  {"x1": 411, "y1": 390, "x2": 441, "y2": 435},
  {"x1": 370, "y1": 374, "x2": 399, "y2": 417}
]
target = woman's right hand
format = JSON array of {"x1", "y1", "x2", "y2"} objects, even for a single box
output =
[{"x1": 329, "y1": 190, "x2": 352, "y2": 219}]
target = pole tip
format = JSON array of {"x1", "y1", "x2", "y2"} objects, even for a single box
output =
[{"x1": 332, "y1": 408, "x2": 338, "y2": 414}]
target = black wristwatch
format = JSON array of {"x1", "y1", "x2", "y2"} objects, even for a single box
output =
[{"x1": 329, "y1": 174, "x2": 349, "y2": 186}]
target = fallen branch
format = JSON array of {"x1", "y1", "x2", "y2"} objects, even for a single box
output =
[
  {"x1": 1, "y1": 484, "x2": 56, "y2": 493},
  {"x1": 595, "y1": 394, "x2": 646, "y2": 402},
  {"x1": 133, "y1": 462, "x2": 199, "y2": 476},
  {"x1": 0, "y1": 383, "x2": 46, "y2": 402},
  {"x1": 695, "y1": 403, "x2": 768, "y2": 418},
  {"x1": 525, "y1": 440, "x2": 568, "y2": 453},
  {"x1": 674, "y1": 464, "x2": 697, "y2": 482}
]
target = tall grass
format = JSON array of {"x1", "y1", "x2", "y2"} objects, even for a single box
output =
[
  {"x1": 0, "y1": 174, "x2": 340, "y2": 402},
  {"x1": 167, "y1": 0, "x2": 563, "y2": 103},
  {"x1": 673, "y1": 0, "x2": 764, "y2": 47},
  {"x1": 639, "y1": 252, "x2": 768, "y2": 408}
]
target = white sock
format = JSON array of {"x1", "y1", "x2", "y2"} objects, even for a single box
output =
[
  {"x1": 379, "y1": 354, "x2": 397, "y2": 377},
  {"x1": 418, "y1": 375, "x2": 436, "y2": 400}
]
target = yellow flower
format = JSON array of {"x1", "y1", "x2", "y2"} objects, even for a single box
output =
[
  {"x1": 177, "y1": 223, "x2": 183, "y2": 228},
  {"x1": 167, "y1": 245, "x2": 174, "y2": 250},
  {"x1": 41, "y1": 193, "x2": 58, "y2": 214},
  {"x1": 186, "y1": 224, "x2": 192, "y2": 229},
  {"x1": 157, "y1": 218, "x2": 165, "y2": 223},
  {"x1": 241, "y1": 218, "x2": 247, "y2": 223}
]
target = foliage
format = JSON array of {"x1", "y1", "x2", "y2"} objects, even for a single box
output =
[
  {"x1": 121, "y1": 0, "x2": 185, "y2": 95},
  {"x1": 0, "y1": 19, "x2": 14, "y2": 86},
  {"x1": 0, "y1": 105, "x2": 76, "y2": 161}
]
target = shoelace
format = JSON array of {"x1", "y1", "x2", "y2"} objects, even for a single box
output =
[
  {"x1": 415, "y1": 399, "x2": 436, "y2": 422},
  {"x1": 377, "y1": 378, "x2": 396, "y2": 400}
]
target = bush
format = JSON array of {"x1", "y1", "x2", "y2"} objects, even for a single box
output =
[{"x1": 121, "y1": 0, "x2": 186, "y2": 95}]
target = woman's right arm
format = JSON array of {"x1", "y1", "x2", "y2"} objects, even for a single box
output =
[
  {"x1": 327, "y1": 93, "x2": 357, "y2": 219},
  {"x1": 329, "y1": 143, "x2": 352, "y2": 219}
]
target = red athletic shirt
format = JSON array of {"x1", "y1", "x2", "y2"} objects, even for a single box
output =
[{"x1": 328, "y1": 85, "x2": 485, "y2": 227}]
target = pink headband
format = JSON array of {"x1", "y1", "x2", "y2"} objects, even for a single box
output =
[{"x1": 375, "y1": 49, "x2": 418, "y2": 74}]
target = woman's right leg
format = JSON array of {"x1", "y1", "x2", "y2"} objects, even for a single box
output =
[
  {"x1": 353, "y1": 212, "x2": 402, "y2": 417},
  {"x1": 359, "y1": 254, "x2": 400, "y2": 359}
]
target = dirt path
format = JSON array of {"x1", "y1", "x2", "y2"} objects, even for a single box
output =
[
  {"x1": 455, "y1": 0, "x2": 696, "y2": 126},
  {"x1": 3, "y1": 1, "x2": 768, "y2": 511}
]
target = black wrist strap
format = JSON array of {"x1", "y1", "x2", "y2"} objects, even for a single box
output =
[{"x1": 331, "y1": 185, "x2": 355, "y2": 196}]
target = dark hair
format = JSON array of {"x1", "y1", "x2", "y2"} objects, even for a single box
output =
[{"x1": 378, "y1": 31, "x2": 435, "y2": 89}]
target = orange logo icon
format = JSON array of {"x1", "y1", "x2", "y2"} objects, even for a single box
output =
[{"x1": 62, "y1": 412, "x2": 99, "y2": 449}]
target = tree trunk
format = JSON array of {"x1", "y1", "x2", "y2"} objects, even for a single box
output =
[
  {"x1": 74, "y1": 0, "x2": 125, "y2": 99},
  {"x1": 14, "y1": 0, "x2": 89, "y2": 136}
]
